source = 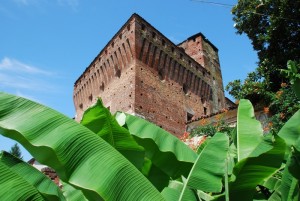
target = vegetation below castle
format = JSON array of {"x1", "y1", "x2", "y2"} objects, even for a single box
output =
[{"x1": 0, "y1": 89, "x2": 300, "y2": 200}]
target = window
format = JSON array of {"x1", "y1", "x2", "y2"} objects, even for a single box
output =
[
  {"x1": 204, "y1": 107, "x2": 207, "y2": 115},
  {"x1": 88, "y1": 94, "x2": 93, "y2": 101},
  {"x1": 187, "y1": 112, "x2": 193, "y2": 121}
]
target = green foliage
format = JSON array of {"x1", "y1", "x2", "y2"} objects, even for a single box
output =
[
  {"x1": 0, "y1": 92, "x2": 164, "y2": 201},
  {"x1": 232, "y1": 0, "x2": 300, "y2": 91},
  {"x1": 8, "y1": 143, "x2": 23, "y2": 160},
  {"x1": 179, "y1": 132, "x2": 229, "y2": 200},
  {"x1": 268, "y1": 83, "x2": 300, "y2": 133},
  {"x1": 191, "y1": 120, "x2": 233, "y2": 138},
  {"x1": 228, "y1": 0, "x2": 300, "y2": 134},
  {"x1": 226, "y1": 61, "x2": 300, "y2": 133},
  {"x1": 0, "y1": 92, "x2": 300, "y2": 200},
  {"x1": 0, "y1": 151, "x2": 65, "y2": 201}
]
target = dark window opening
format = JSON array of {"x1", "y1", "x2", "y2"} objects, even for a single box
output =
[
  {"x1": 187, "y1": 112, "x2": 193, "y2": 122},
  {"x1": 100, "y1": 82, "x2": 105, "y2": 91},
  {"x1": 162, "y1": 39, "x2": 165, "y2": 46},
  {"x1": 88, "y1": 94, "x2": 93, "y2": 101},
  {"x1": 158, "y1": 69, "x2": 164, "y2": 80},
  {"x1": 115, "y1": 69, "x2": 121, "y2": 78},
  {"x1": 79, "y1": 103, "x2": 83, "y2": 109},
  {"x1": 204, "y1": 107, "x2": 207, "y2": 115},
  {"x1": 141, "y1": 24, "x2": 145, "y2": 30},
  {"x1": 183, "y1": 83, "x2": 189, "y2": 95},
  {"x1": 152, "y1": 32, "x2": 156, "y2": 38}
]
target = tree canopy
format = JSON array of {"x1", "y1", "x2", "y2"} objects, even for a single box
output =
[
  {"x1": 9, "y1": 143, "x2": 23, "y2": 160},
  {"x1": 231, "y1": 0, "x2": 300, "y2": 91}
]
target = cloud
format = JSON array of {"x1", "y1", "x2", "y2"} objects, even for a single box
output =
[
  {"x1": 0, "y1": 57, "x2": 52, "y2": 75},
  {"x1": 0, "y1": 57, "x2": 56, "y2": 92}
]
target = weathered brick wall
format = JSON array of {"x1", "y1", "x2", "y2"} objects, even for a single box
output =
[
  {"x1": 133, "y1": 16, "x2": 217, "y2": 136},
  {"x1": 73, "y1": 17, "x2": 137, "y2": 121},
  {"x1": 73, "y1": 13, "x2": 226, "y2": 137},
  {"x1": 178, "y1": 34, "x2": 225, "y2": 113},
  {"x1": 135, "y1": 60, "x2": 207, "y2": 137}
]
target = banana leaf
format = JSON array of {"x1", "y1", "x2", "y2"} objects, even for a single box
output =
[
  {"x1": 161, "y1": 180, "x2": 197, "y2": 201},
  {"x1": 268, "y1": 152, "x2": 300, "y2": 201},
  {"x1": 278, "y1": 110, "x2": 300, "y2": 151},
  {"x1": 0, "y1": 159, "x2": 45, "y2": 200},
  {"x1": 115, "y1": 112, "x2": 197, "y2": 179},
  {"x1": 61, "y1": 180, "x2": 88, "y2": 201},
  {"x1": 143, "y1": 159, "x2": 170, "y2": 192},
  {"x1": 179, "y1": 132, "x2": 229, "y2": 200},
  {"x1": 0, "y1": 92, "x2": 164, "y2": 201},
  {"x1": 0, "y1": 151, "x2": 65, "y2": 201},
  {"x1": 226, "y1": 136, "x2": 286, "y2": 201},
  {"x1": 196, "y1": 137, "x2": 210, "y2": 154},
  {"x1": 237, "y1": 99, "x2": 273, "y2": 161},
  {"x1": 80, "y1": 99, "x2": 145, "y2": 169}
]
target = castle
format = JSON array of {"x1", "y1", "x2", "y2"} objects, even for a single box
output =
[{"x1": 73, "y1": 13, "x2": 225, "y2": 137}]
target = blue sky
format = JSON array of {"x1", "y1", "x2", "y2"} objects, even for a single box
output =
[{"x1": 0, "y1": 0, "x2": 258, "y2": 161}]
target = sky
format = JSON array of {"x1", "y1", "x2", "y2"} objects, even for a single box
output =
[{"x1": 0, "y1": 0, "x2": 258, "y2": 161}]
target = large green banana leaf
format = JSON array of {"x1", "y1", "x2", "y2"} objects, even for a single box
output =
[
  {"x1": 161, "y1": 180, "x2": 197, "y2": 201},
  {"x1": 115, "y1": 112, "x2": 197, "y2": 179},
  {"x1": 80, "y1": 99, "x2": 145, "y2": 169},
  {"x1": 277, "y1": 109, "x2": 300, "y2": 180},
  {"x1": 179, "y1": 132, "x2": 229, "y2": 201},
  {"x1": 268, "y1": 152, "x2": 300, "y2": 201},
  {"x1": 61, "y1": 180, "x2": 88, "y2": 201},
  {"x1": 237, "y1": 99, "x2": 273, "y2": 161},
  {"x1": 0, "y1": 92, "x2": 164, "y2": 201},
  {"x1": 0, "y1": 159, "x2": 45, "y2": 200},
  {"x1": 0, "y1": 151, "x2": 65, "y2": 200},
  {"x1": 278, "y1": 110, "x2": 300, "y2": 151},
  {"x1": 141, "y1": 158, "x2": 170, "y2": 191},
  {"x1": 225, "y1": 136, "x2": 285, "y2": 201}
]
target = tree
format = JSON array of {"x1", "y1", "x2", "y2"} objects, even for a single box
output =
[
  {"x1": 231, "y1": 0, "x2": 300, "y2": 92},
  {"x1": 8, "y1": 143, "x2": 22, "y2": 160}
]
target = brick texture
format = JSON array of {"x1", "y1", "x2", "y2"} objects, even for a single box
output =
[{"x1": 73, "y1": 13, "x2": 225, "y2": 137}]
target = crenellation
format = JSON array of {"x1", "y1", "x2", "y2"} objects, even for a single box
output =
[{"x1": 73, "y1": 13, "x2": 225, "y2": 136}]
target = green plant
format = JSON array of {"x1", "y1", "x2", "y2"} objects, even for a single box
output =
[
  {"x1": 0, "y1": 92, "x2": 300, "y2": 200},
  {"x1": 191, "y1": 120, "x2": 233, "y2": 138}
]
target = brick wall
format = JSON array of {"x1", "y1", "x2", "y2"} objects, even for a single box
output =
[{"x1": 73, "y1": 13, "x2": 226, "y2": 137}]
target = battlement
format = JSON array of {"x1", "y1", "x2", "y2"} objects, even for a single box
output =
[{"x1": 73, "y1": 13, "x2": 225, "y2": 136}]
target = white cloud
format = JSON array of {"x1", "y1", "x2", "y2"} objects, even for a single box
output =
[
  {"x1": 0, "y1": 57, "x2": 56, "y2": 92},
  {"x1": 0, "y1": 57, "x2": 51, "y2": 75}
]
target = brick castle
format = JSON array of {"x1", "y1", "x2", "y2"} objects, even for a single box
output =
[{"x1": 73, "y1": 13, "x2": 225, "y2": 137}]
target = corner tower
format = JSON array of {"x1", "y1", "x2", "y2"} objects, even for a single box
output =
[
  {"x1": 73, "y1": 14, "x2": 226, "y2": 137},
  {"x1": 178, "y1": 33, "x2": 225, "y2": 112}
]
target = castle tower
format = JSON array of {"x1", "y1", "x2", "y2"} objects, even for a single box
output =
[
  {"x1": 73, "y1": 14, "x2": 225, "y2": 137},
  {"x1": 178, "y1": 33, "x2": 225, "y2": 112}
]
